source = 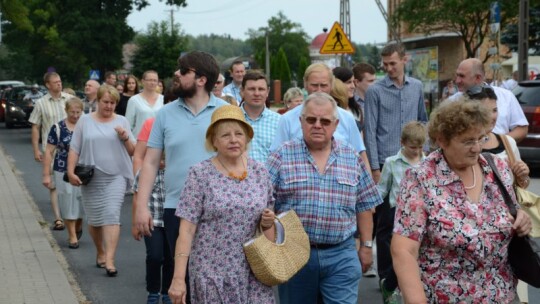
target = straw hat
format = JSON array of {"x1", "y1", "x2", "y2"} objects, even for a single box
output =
[{"x1": 206, "y1": 105, "x2": 254, "y2": 140}]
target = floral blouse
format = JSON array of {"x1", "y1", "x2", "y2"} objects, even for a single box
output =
[
  {"x1": 47, "y1": 120, "x2": 72, "y2": 173},
  {"x1": 394, "y1": 150, "x2": 519, "y2": 303}
]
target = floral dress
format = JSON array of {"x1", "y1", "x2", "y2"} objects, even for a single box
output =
[
  {"x1": 47, "y1": 120, "x2": 72, "y2": 173},
  {"x1": 176, "y1": 159, "x2": 275, "y2": 304},
  {"x1": 394, "y1": 150, "x2": 519, "y2": 303}
]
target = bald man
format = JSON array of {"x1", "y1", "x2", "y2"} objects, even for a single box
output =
[
  {"x1": 452, "y1": 58, "x2": 528, "y2": 142},
  {"x1": 83, "y1": 79, "x2": 100, "y2": 113}
]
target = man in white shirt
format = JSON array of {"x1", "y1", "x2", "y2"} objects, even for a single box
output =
[{"x1": 453, "y1": 58, "x2": 528, "y2": 142}]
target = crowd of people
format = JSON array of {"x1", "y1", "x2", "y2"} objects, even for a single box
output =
[{"x1": 29, "y1": 42, "x2": 535, "y2": 304}]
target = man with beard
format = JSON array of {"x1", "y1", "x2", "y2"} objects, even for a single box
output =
[{"x1": 134, "y1": 51, "x2": 227, "y2": 303}]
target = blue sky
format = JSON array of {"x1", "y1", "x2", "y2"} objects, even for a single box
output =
[{"x1": 128, "y1": 0, "x2": 388, "y2": 44}]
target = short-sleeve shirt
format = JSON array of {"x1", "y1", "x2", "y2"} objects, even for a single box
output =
[
  {"x1": 147, "y1": 95, "x2": 228, "y2": 209},
  {"x1": 241, "y1": 106, "x2": 280, "y2": 163},
  {"x1": 46, "y1": 120, "x2": 72, "y2": 173},
  {"x1": 267, "y1": 138, "x2": 382, "y2": 245},
  {"x1": 393, "y1": 150, "x2": 518, "y2": 302},
  {"x1": 125, "y1": 94, "x2": 164, "y2": 137},
  {"x1": 270, "y1": 103, "x2": 366, "y2": 153},
  {"x1": 29, "y1": 92, "x2": 72, "y2": 151}
]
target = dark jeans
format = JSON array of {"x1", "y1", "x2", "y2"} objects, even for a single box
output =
[
  {"x1": 375, "y1": 192, "x2": 396, "y2": 281},
  {"x1": 163, "y1": 209, "x2": 190, "y2": 301},
  {"x1": 144, "y1": 227, "x2": 173, "y2": 294}
]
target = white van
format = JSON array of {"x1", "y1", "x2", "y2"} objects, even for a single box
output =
[{"x1": 0, "y1": 81, "x2": 25, "y2": 90}]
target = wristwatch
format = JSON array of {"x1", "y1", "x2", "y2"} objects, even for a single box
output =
[{"x1": 360, "y1": 241, "x2": 373, "y2": 248}]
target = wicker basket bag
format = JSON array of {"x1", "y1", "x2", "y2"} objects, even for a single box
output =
[{"x1": 243, "y1": 210, "x2": 310, "y2": 286}]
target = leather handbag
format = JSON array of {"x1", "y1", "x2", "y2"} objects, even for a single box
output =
[
  {"x1": 499, "y1": 135, "x2": 540, "y2": 237},
  {"x1": 243, "y1": 210, "x2": 310, "y2": 286},
  {"x1": 63, "y1": 165, "x2": 95, "y2": 185},
  {"x1": 484, "y1": 153, "x2": 540, "y2": 288}
]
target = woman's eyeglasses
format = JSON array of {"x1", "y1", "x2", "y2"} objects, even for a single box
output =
[
  {"x1": 461, "y1": 135, "x2": 489, "y2": 148},
  {"x1": 302, "y1": 116, "x2": 335, "y2": 126}
]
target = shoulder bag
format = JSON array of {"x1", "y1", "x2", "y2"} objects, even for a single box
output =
[
  {"x1": 243, "y1": 209, "x2": 310, "y2": 286},
  {"x1": 499, "y1": 135, "x2": 540, "y2": 237},
  {"x1": 483, "y1": 152, "x2": 540, "y2": 288}
]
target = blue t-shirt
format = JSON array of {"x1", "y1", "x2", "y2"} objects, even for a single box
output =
[
  {"x1": 47, "y1": 120, "x2": 72, "y2": 173},
  {"x1": 270, "y1": 103, "x2": 366, "y2": 153},
  {"x1": 147, "y1": 95, "x2": 228, "y2": 209}
]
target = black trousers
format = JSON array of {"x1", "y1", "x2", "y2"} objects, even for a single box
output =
[{"x1": 163, "y1": 209, "x2": 190, "y2": 302}]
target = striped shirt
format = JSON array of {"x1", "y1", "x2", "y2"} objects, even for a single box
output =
[
  {"x1": 267, "y1": 138, "x2": 382, "y2": 245},
  {"x1": 29, "y1": 92, "x2": 72, "y2": 151},
  {"x1": 377, "y1": 149, "x2": 425, "y2": 208},
  {"x1": 242, "y1": 106, "x2": 281, "y2": 163},
  {"x1": 364, "y1": 75, "x2": 427, "y2": 170}
]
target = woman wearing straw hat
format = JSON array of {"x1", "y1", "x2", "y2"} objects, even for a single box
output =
[{"x1": 169, "y1": 105, "x2": 276, "y2": 304}]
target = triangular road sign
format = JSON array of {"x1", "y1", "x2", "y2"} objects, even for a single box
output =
[{"x1": 319, "y1": 22, "x2": 355, "y2": 54}]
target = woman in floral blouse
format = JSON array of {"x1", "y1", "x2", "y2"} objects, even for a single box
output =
[{"x1": 391, "y1": 99, "x2": 532, "y2": 303}]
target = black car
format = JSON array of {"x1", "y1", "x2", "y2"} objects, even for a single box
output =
[
  {"x1": 4, "y1": 85, "x2": 47, "y2": 128},
  {"x1": 512, "y1": 80, "x2": 540, "y2": 165}
]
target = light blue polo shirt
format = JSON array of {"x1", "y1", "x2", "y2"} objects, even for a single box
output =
[
  {"x1": 270, "y1": 103, "x2": 366, "y2": 153},
  {"x1": 147, "y1": 95, "x2": 228, "y2": 209},
  {"x1": 241, "y1": 106, "x2": 281, "y2": 163}
]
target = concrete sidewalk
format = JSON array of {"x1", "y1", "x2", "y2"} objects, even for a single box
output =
[{"x1": 0, "y1": 147, "x2": 80, "y2": 304}]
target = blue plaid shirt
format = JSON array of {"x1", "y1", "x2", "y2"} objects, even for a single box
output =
[
  {"x1": 267, "y1": 138, "x2": 382, "y2": 245},
  {"x1": 242, "y1": 106, "x2": 281, "y2": 163},
  {"x1": 133, "y1": 169, "x2": 165, "y2": 227}
]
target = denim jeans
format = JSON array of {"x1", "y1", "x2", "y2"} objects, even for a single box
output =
[
  {"x1": 144, "y1": 227, "x2": 173, "y2": 294},
  {"x1": 278, "y1": 237, "x2": 362, "y2": 304}
]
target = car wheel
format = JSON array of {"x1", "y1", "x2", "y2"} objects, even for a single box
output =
[{"x1": 5, "y1": 121, "x2": 14, "y2": 129}]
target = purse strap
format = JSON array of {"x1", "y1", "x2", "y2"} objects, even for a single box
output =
[{"x1": 483, "y1": 152, "x2": 517, "y2": 218}]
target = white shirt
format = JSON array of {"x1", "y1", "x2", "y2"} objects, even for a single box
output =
[
  {"x1": 125, "y1": 93, "x2": 164, "y2": 137},
  {"x1": 449, "y1": 86, "x2": 528, "y2": 134}
]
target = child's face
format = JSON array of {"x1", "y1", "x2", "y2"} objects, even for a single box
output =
[{"x1": 401, "y1": 140, "x2": 423, "y2": 159}]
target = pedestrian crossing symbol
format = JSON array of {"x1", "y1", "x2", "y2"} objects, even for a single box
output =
[
  {"x1": 89, "y1": 70, "x2": 101, "y2": 80},
  {"x1": 319, "y1": 22, "x2": 355, "y2": 55}
]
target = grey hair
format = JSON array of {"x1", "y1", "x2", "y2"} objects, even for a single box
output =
[{"x1": 301, "y1": 92, "x2": 339, "y2": 120}]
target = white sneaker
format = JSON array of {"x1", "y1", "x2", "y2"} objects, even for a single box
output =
[{"x1": 363, "y1": 265, "x2": 377, "y2": 277}]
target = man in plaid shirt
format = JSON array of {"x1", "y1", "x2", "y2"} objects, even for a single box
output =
[{"x1": 267, "y1": 92, "x2": 382, "y2": 304}]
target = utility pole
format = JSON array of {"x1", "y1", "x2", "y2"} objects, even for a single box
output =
[
  {"x1": 265, "y1": 32, "x2": 270, "y2": 82},
  {"x1": 339, "y1": 0, "x2": 351, "y2": 67},
  {"x1": 165, "y1": 9, "x2": 176, "y2": 35},
  {"x1": 518, "y1": 0, "x2": 529, "y2": 81},
  {"x1": 0, "y1": 12, "x2": 3, "y2": 44},
  {"x1": 374, "y1": 0, "x2": 401, "y2": 43}
]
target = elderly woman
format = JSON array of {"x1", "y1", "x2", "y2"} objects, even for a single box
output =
[
  {"x1": 277, "y1": 87, "x2": 304, "y2": 114},
  {"x1": 391, "y1": 99, "x2": 532, "y2": 303},
  {"x1": 42, "y1": 97, "x2": 84, "y2": 249},
  {"x1": 67, "y1": 85, "x2": 135, "y2": 277},
  {"x1": 168, "y1": 105, "x2": 276, "y2": 304}
]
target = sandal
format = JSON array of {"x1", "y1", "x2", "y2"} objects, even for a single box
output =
[
  {"x1": 76, "y1": 229, "x2": 83, "y2": 240},
  {"x1": 68, "y1": 242, "x2": 79, "y2": 249},
  {"x1": 53, "y1": 220, "x2": 65, "y2": 231}
]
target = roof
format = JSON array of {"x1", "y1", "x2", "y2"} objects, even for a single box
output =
[{"x1": 310, "y1": 32, "x2": 329, "y2": 48}]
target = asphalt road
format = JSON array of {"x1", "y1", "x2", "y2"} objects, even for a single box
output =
[{"x1": 0, "y1": 124, "x2": 538, "y2": 304}]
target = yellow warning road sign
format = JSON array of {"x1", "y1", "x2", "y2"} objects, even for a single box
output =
[{"x1": 319, "y1": 22, "x2": 355, "y2": 54}]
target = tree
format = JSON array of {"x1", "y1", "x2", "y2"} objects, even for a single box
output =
[
  {"x1": 0, "y1": 0, "x2": 187, "y2": 86},
  {"x1": 271, "y1": 47, "x2": 292, "y2": 94},
  {"x1": 131, "y1": 21, "x2": 189, "y2": 79},
  {"x1": 187, "y1": 34, "x2": 251, "y2": 64},
  {"x1": 501, "y1": 4, "x2": 540, "y2": 55},
  {"x1": 247, "y1": 11, "x2": 310, "y2": 83},
  {"x1": 297, "y1": 56, "x2": 309, "y2": 87},
  {"x1": 393, "y1": 0, "x2": 519, "y2": 62}
]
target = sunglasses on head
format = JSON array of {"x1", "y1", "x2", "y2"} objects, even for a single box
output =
[
  {"x1": 303, "y1": 116, "x2": 334, "y2": 126},
  {"x1": 466, "y1": 84, "x2": 495, "y2": 99}
]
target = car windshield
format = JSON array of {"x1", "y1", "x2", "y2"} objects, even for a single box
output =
[{"x1": 513, "y1": 85, "x2": 540, "y2": 106}]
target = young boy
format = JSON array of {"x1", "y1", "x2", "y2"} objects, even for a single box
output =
[{"x1": 377, "y1": 121, "x2": 427, "y2": 304}]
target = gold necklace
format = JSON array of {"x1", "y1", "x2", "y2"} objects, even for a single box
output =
[{"x1": 216, "y1": 156, "x2": 247, "y2": 181}]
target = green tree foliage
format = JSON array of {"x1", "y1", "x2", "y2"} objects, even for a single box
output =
[
  {"x1": 0, "y1": 0, "x2": 186, "y2": 85},
  {"x1": 131, "y1": 21, "x2": 189, "y2": 79},
  {"x1": 501, "y1": 4, "x2": 540, "y2": 55},
  {"x1": 0, "y1": 0, "x2": 33, "y2": 32},
  {"x1": 393, "y1": 0, "x2": 519, "y2": 61},
  {"x1": 272, "y1": 47, "x2": 292, "y2": 94},
  {"x1": 247, "y1": 11, "x2": 309, "y2": 82},
  {"x1": 187, "y1": 34, "x2": 251, "y2": 64},
  {"x1": 297, "y1": 56, "x2": 309, "y2": 87},
  {"x1": 351, "y1": 43, "x2": 381, "y2": 70}
]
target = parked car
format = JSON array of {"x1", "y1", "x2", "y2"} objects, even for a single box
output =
[
  {"x1": 4, "y1": 85, "x2": 47, "y2": 128},
  {"x1": 0, "y1": 80, "x2": 24, "y2": 90},
  {"x1": 0, "y1": 82, "x2": 25, "y2": 122},
  {"x1": 513, "y1": 80, "x2": 540, "y2": 165}
]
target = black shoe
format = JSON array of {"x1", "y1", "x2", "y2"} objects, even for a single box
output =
[
  {"x1": 76, "y1": 229, "x2": 83, "y2": 240},
  {"x1": 68, "y1": 242, "x2": 79, "y2": 249},
  {"x1": 106, "y1": 268, "x2": 118, "y2": 277}
]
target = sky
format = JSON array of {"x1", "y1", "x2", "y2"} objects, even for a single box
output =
[{"x1": 127, "y1": 0, "x2": 388, "y2": 44}]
